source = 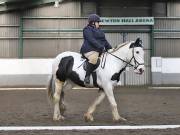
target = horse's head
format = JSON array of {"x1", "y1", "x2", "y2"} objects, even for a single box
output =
[{"x1": 127, "y1": 38, "x2": 145, "y2": 75}]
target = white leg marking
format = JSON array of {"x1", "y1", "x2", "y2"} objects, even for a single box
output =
[
  {"x1": 53, "y1": 79, "x2": 64, "y2": 121},
  {"x1": 88, "y1": 91, "x2": 106, "y2": 114},
  {"x1": 84, "y1": 91, "x2": 106, "y2": 122},
  {"x1": 103, "y1": 84, "x2": 126, "y2": 122}
]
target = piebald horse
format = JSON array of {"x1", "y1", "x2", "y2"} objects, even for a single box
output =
[{"x1": 48, "y1": 38, "x2": 145, "y2": 122}]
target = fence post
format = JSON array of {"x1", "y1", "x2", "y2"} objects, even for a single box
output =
[
  {"x1": 19, "y1": 13, "x2": 23, "y2": 58},
  {"x1": 122, "y1": 33, "x2": 128, "y2": 86},
  {"x1": 150, "y1": 25, "x2": 154, "y2": 57}
]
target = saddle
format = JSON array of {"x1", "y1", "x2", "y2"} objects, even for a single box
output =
[{"x1": 81, "y1": 55, "x2": 100, "y2": 71}]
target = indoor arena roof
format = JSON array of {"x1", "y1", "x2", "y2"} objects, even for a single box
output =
[
  {"x1": 0, "y1": 0, "x2": 179, "y2": 12},
  {"x1": 0, "y1": 0, "x2": 61, "y2": 12}
]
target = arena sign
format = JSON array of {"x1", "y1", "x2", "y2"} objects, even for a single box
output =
[{"x1": 100, "y1": 17, "x2": 154, "y2": 25}]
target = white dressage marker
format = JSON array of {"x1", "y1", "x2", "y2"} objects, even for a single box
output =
[{"x1": 0, "y1": 125, "x2": 180, "y2": 131}]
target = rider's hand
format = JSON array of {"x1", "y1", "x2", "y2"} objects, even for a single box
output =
[
  {"x1": 99, "y1": 47, "x2": 105, "y2": 53},
  {"x1": 107, "y1": 49, "x2": 113, "y2": 53}
]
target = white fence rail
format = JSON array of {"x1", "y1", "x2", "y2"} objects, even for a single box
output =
[{"x1": 0, "y1": 59, "x2": 53, "y2": 87}]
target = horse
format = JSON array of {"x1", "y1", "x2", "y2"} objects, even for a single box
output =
[{"x1": 48, "y1": 38, "x2": 145, "y2": 122}]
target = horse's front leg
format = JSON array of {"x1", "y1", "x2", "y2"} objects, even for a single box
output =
[
  {"x1": 84, "y1": 91, "x2": 106, "y2": 122},
  {"x1": 103, "y1": 84, "x2": 126, "y2": 122},
  {"x1": 53, "y1": 79, "x2": 65, "y2": 121}
]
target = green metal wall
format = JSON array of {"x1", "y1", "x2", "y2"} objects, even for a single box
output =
[{"x1": 154, "y1": 17, "x2": 180, "y2": 57}]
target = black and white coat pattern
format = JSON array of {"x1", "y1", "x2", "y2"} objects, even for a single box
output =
[{"x1": 48, "y1": 38, "x2": 145, "y2": 122}]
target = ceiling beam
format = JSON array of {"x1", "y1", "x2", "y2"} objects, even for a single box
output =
[{"x1": 0, "y1": 0, "x2": 61, "y2": 12}]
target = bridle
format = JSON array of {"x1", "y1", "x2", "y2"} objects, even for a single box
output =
[
  {"x1": 128, "y1": 46, "x2": 144, "y2": 70},
  {"x1": 102, "y1": 44, "x2": 144, "y2": 70}
]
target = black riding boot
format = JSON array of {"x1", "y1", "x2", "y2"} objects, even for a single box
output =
[{"x1": 84, "y1": 62, "x2": 95, "y2": 85}]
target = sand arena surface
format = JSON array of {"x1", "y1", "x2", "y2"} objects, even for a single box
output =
[{"x1": 0, "y1": 87, "x2": 180, "y2": 134}]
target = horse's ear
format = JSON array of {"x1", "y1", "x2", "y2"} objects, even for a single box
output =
[
  {"x1": 135, "y1": 38, "x2": 143, "y2": 47},
  {"x1": 130, "y1": 38, "x2": 142, "y2": 48},
  {"x1": 135, "y1": 38, "x2": 140, "y2": 44}
]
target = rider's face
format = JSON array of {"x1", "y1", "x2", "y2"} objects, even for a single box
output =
[{"x1": 95, "y1": 22, "x2": 100, "y2": 28}]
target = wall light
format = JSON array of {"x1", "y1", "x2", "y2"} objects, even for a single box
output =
[
  {"x1": 0, "y1": 1, "x2": 6, "y2": 5},
  {"x1": 54, "y1": 0, "x2": 63, "y2": 8}
]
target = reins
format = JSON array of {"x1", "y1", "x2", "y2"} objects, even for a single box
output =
[{"x1": 107, "y1": 52, "x2": 134, "y2": 67}]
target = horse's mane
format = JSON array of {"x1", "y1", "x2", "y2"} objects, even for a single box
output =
[{"x1": 109, "y1": 41, "x2": 130, "y2": 53}]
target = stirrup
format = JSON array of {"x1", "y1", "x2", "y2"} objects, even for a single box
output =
[{"x1": 84, "y1": 76, "x2": 90, "y2": 84}]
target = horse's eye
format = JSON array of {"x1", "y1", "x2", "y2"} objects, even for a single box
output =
[{"x1": 136, "y1": 51, "x2": 139, "y2": 54}]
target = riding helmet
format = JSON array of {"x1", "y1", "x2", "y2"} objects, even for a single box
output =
[{"x1": 88, "y1": 14, "x2": 101, "y2": 23}]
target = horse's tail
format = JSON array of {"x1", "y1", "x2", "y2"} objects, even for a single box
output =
[{"x1": 48, "y1": 74, "x2": 55, "y2": 101}]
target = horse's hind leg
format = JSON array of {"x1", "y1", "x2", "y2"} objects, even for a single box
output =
[
  {"x1": 59, "y1": 81, "x2": 72, "y2": 116},
  {"x1": 59, "y1": 91, "x2": 66, "y2": 116},
  {"x1": 84, "y1": 91, "x2": 106, "y2": 122},
  {"x1": 53, "y1": 79, "x2": 65, "y2": 121}
]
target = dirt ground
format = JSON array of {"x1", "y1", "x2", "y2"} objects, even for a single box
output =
[{"x1": 0, "y1": 87, "x2": 180, "y2": 135}]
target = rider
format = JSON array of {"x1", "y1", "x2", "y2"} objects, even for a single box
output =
[{"x1": 80, "y1": 14, "x2": 112, "y2": 85}]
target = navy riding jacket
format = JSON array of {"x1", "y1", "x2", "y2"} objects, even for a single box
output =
[{"x1": 80, "y1": 25, "x2": 112, "y2": 54}]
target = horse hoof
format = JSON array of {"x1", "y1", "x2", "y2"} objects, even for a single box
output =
[
  {"x1": 84, "y1": 113, "x2": 94, "y2": 122},
  {"x1": 113, "y1": 117, "x2": 127, "y2": 122},
  {"x1": 53, "y1": 115, "x2": 65, "y2": 121},
  {"x1": 120, "y1": 117, "x2": 127, "y2": 121},
  {"x1": 60, "y1": 104, "x2": 66, "y2": 116}
]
